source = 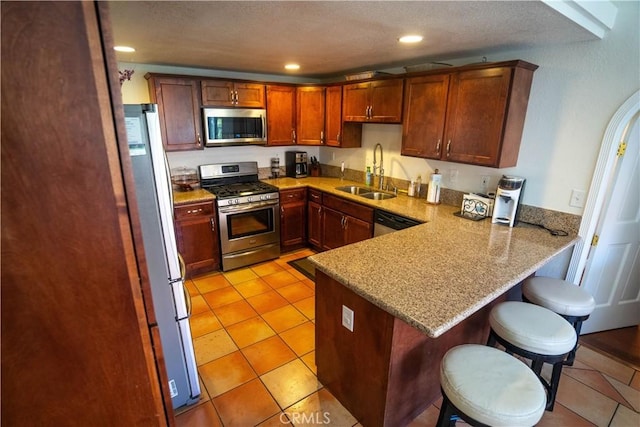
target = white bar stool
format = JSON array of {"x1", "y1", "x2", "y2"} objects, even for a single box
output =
[
  {"x1": 487, "y1": 301, "x2": 577, "y2": 411},
  {"x1": 436, "y1": 344, "x2": 546, "y2": 427},
  {"x1": 522, "y1": 276, "x2": 595, "y2": 365}
]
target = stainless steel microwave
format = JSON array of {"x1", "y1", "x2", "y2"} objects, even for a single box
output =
[{"x1": 202, "y1": 108, "x2": 267, "y2": 146}]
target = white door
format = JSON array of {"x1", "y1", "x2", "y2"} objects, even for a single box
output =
[{"x1": 580, "y1": 114, "x2": 640, "y2": 334}]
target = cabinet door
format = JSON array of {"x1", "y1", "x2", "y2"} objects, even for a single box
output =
[
  {"x1": 326, "y1": 86, "x2": 362, "y2": 148},
  {"x1": 369, "y1": 79, "x2": 404, "y2": 123},
  {"x1": 322, "y1": 207, "x2": 346, "y2": 250},
  {"x1": 175, "y1": 202, "x2": 220, "y2": 276},
  {"x1": 297, "y1": 86, "x2": 326, "y2": 145},
  {"x1": 344, "y1": 216, "x2": 373, "y2": 245},
  {"x1": 149, "y1": 77, "x2": 203, "y2": 151},
  {"x1": 280, "y1": 189, "x2": 307, "y2": 251},
  {"x1": 201, "y1": 80, "x2": 235, "y2": 107},
  {"x1": 444, "y1": 67, "x2": 512, "y2": 166},
  {"x1": 235, "y1": 83, "x2": 266, "y2": 108},
  {"x1": 401, "y1": 74, "x2": 450, "y2": 159},
  {"x1": 342, "y1": 82, "x2": 371, "y2": 122},
  {"x1": 266, "y1": 85, "x2": 296, "y2": 146}
]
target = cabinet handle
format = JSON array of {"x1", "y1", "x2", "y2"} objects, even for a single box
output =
[
  {"x1": 197, "y1": 133, "x2": 201, "y2": 146},
  {"x1": 368, "y1": 105, "x2": 373, "y2": 119},
  {"x1": 320, "y1": 131, "x2": 324, "y2": 144},
  {"x1": 292, "y1": 130, "x2": 296, "y2": 144},
  {"x1": 446, "y1": 140, "x2": 451, "y2": 158},
  {"x1": 288, "y1": 194, "x2": 294, "y2": 198},
  {"x1": 337, "y1": 132, "x2": 341, "y2": 143},
  {"x1": 344, "y1": 217, "x2": 349, "y2": 230},
  {"x1": 210, "y1": 218, "x2": 215, "y2": 232},
  {"x1": 229, "y1": 90, "x2": 234, "y2": 103},
  {"x1": 436, "y1": 139, "x2": 441, "y2": 152},
  {"x1": 186, "y1": 208, "x2": 203, "y2": 214}
]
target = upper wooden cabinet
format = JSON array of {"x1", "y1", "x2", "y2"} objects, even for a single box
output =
[
  {"x1": 266, "y1": 85, "x2": 297, "y2": 146},
  {"x1": 201, "y1": 80, "x2": 265, "y2": 108},
  {"x1": 343, "y1": 79, "x2": 404, "y2": 123},
  {"x1": 401, "y1": 74, "x2": 450, "y2": 159},
  {"x1": 325, "y1": 86, "x2": 362, "y2": 148},
  {"x1": 401, "y1": 61, "x2": 537, "y2": 168},
  {"x1": 296, "y1": 86, "x2": 326, "y2": 145},
  {"x1": 146, "y1": 74, "x2": 203, "y2": 151}
]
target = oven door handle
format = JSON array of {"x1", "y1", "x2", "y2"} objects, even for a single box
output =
[
  {"x1": 218, "y1": 200, "x2": 279, "y2": 213},
  {"x1": 224, "y1": 244, "x2": 279, "y2": 259}
]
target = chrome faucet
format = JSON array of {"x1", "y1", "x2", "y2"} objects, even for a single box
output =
[{"x1": 373, "y1": 143, "x2": 384, "y2": 189}]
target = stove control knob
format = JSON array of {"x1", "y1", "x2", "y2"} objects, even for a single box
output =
[
  {"x1": 234, "y1": 199, "x2": 239, "y2": 205},
  {"x1": 261, "y1": 195, "x2": 267, "y2": 200},
  {"x1": 247, "y1": 196, "x2": 253, "y2": 203}
]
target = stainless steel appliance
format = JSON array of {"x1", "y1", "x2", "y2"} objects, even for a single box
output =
[
  {"x1": 124, "y1": 104, "x2": 200, "y2": 409},
  {"x1": 199, "y1": 162, "x2": 280, "y2": 271},
  {"x1": 491, "y1": 175, "x2": 526, "y2": 227},
  {"x1": 202, "y1": 108, "x2": 267, "y2": 146},
  {"x1": 373, "y1": 210, "x2": 421, "y2": 237},
  {"x1": 285, "y1": 151, "x2": 308, "y2": 178}
]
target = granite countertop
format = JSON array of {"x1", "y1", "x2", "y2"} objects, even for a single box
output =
[
  {"x1": 172, "y1": 188, "x2": 215, "y2": 205},
  {"x1": 264, "y1": 176, "x2": 579, "y2": 339}
]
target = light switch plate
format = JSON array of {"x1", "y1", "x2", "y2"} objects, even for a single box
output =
[
  {"x1": 570, "y1": 189, "x2": 587, "y2": 208},
  {"x1": 342, "y1": 305, "x2": 354, "y2": 332}
]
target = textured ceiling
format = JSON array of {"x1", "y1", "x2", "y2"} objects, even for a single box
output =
[{"x1": 109, "y1": 1, "x2": 600, "y2": 79}]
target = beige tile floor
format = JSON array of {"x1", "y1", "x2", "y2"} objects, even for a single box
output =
[{"x1": 177, "y1": 249, "x2": 640, "y2": 426}]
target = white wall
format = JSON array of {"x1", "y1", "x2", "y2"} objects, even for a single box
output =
[{"x1": 119, "y1": 0, "x2": 639, "y2": 214}]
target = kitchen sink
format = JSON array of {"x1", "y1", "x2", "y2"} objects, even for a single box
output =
[
  {"x1": 359, "y1": 192, "x2": 396, "y2": 200},
  {"x1": 335, "y1": 185, "x2": 372, "y2": 195}
]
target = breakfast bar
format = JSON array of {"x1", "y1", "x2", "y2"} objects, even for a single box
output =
[{"x1": 307, "y1": 202, "x2": 579, "y2": 426}]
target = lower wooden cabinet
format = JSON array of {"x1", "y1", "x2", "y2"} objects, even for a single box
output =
[
  {"x1": 280, "y1": 188, "x2": 307, "y2": 252},
  {"x1": 174, "y1": 201, "x2": 220, "y2": 276},
  {"x1": 307, "y1": 189, "x2": 323, "y2": 250},
  {"x1": 319, "y1": 193, "x2": 374, "y2": 251}
]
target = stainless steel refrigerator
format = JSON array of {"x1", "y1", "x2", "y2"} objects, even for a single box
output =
[{"x1": 124, "y1": 104, "x2": 200, "y2": 409}]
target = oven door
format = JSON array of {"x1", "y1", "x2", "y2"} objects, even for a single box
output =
[{"x1": 218, "y1": 199, "x2": 280, "y2": 254}]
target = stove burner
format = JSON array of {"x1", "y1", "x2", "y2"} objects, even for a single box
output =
[{"x1": 204, "y1": 181, "x2": 278, "y2": 199}]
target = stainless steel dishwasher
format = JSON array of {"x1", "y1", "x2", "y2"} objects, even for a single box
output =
[{"x1": 373, "y1": 210, "x2": 422, "y2": 236}]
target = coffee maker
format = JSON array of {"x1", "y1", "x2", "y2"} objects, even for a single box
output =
[
  {"x1": 491, "y1": 175, "x2": 525, "y2": 227},
  {"x1": 285, "y1": 151, "x2": 308, "y2": 178}
]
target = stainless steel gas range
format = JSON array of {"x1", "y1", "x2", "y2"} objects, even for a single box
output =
[{"x1": 199, "y1": 162, "x2": 280, "y2": 271}]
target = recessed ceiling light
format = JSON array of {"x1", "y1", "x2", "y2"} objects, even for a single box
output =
[
  {"x1": 399, "y1": 35, "x2": 423, "y2": 44},
  {"x1": 284, "y1": 63, "x2": 300, "y2": 71},
  {"x1": 114, "y1": 46, "x2": 136, "y2": 53}
]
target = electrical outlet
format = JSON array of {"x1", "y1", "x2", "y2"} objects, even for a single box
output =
[
  {"x1": 449, "y1": 169, "x2": 459, "y2": 184},
  {"x1": 569, "y1": 189, "x2": 587, "y2": 208},
  {"x1": 481, "y1": 175, "x2": 490, "y2": 188},
  {"x1": 342, "y1": 305, "x2": 354, "y2": 332}
]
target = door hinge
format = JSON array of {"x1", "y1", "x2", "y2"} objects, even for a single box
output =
[
  {"x1": 591, "y1": 234, "x2": 599, "y2": 246},
  {"x1": 617, "y1": 141, "x2": 627, "y2": 157}
]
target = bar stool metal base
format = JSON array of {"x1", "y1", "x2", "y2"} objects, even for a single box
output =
[{"x1": 487, "y1": 329, "x2": 568, "y2": 411}]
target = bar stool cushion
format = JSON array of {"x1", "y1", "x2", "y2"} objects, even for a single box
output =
[
  {"x1": 490, "y1": 301, "x2": 577, "y2": 356},
  {"x1": 441, "y1": 344, "x2": 546, "y2": 426},
  {"x1": 523, "y1": 277, "x2": 595, "y2": 317}
]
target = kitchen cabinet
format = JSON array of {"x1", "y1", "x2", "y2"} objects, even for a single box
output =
[
  {"x1": 280, "y1": 188, "x2": 307, "y2": 251},
  {"x1": 146, "y1": 74, "x2": 203, "y2": 151},
  {"x1": 343, "y1": 79, "x2": 404, "y2": 123},
  {"x1": 174, "y1": 201, "x2": 220, "y2": 276},
  {"x1": 296, "y1": 86, "x2": 326, "y2": 145},
  {"x1": 321, "y1": 193, "x2": 373, "y2": 250},
  {"x1": 325, "y1": 85, "x2": 362, "y2": 148},
  {"x1": 201, "y1": 80, "x2": 265, "y2": 108},
  {"x1": 401, "y1": 74, "x2": 450, "y2": 158},
  {"x1": 401, "y1": 61, "x2": 537, "y2": 168},
  {"x1": 307, "y1": 189, "x2": 323, "y2": 250},
  {"x1": 266, "y1": 85, "x2": 297, "y2": 146}
]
